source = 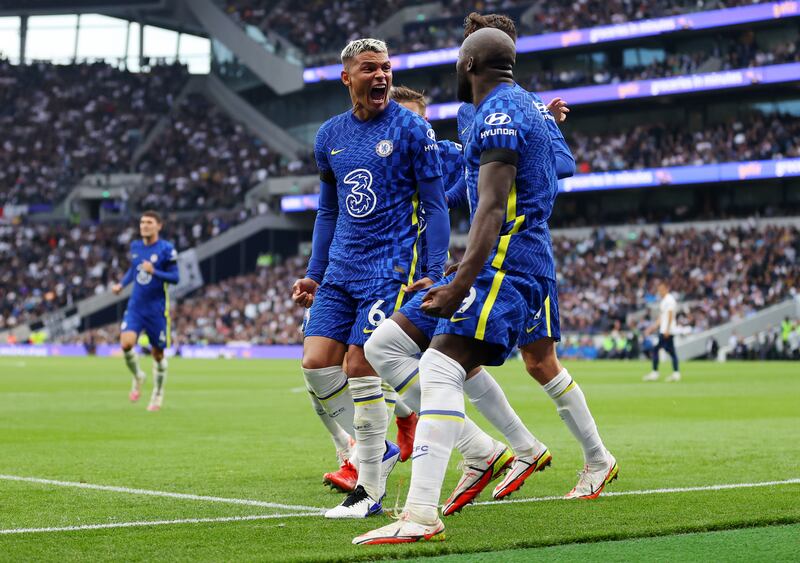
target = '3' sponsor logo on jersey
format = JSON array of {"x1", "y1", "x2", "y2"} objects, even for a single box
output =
[{"x1": 344, "y1": 168, "x2": 377, "y2": 218}]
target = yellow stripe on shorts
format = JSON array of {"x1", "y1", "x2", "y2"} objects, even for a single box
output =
[{"x1": 475, "y1": 269, "x2": 506, "y2": 341}]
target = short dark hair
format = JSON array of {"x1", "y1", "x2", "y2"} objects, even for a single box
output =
[
  {"x1": 141, "y1": 210, "x2": 163, "y2": 224},
  {"x1": 463, "y1": 12, "x2": 517, "y2": 43},
  {"x1": 391, "y1": 85, "x2": 427, "y2": 110}
]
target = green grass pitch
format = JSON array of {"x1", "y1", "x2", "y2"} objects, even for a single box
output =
[{"x1": 1, "y1": 357, "x2": 798, "y2": 561}]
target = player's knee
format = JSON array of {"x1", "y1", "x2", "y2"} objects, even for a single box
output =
[
  {"x1": 344, "y1": 353, "x2": 375, "y2": 378},
  {"x1": 364, "y1": 319, "x2": 416, "y2": 369},
  {"x1": 522, "y1": 343, "x2": 560, "y2": 382},
  {"x1": 363, "y1": 325, "x2": 391, "y2": 369},
  {"x1": 301, "y1": 356, "x2": 332, "y2": 370}
]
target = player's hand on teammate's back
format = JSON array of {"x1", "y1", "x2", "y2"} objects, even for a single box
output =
[
  {"x1": 292, "y1": 278, "x2": 319, "y2": 308},
  {"x1": 404, "y1": 277, "x2": 435, "y2": 293},
  {"x1": 421, "y1": 282, "x2": 468, "y2": 318},
  {"x1": 141, "y1": 260, "x2": 155, "y2": 274},
  {"x1": 547, "y1": 97, "x2": 570, "y2": 123},
  {"x1": 445, "y1": 263, "x2": 460, "y2": 276},
  {"x1": 112, "y1": 283, "x2": 123, "y2": 294}
]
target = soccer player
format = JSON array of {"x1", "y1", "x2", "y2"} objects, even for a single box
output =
[
  {"x1": 355, "y1": 28, "x2": 616, "y2": 545},
  {"x1": 112, "y1": 211, "x2": 179, "y2": 412},
  {"x1": 644, "y1": 282, "x2": 681, "y2": 382},
  {"x1": 461, "y1": 12, "x2": 616, "y2": 503},
  {"x1": 364, "y1": 85, "x2": 551, "y2": 514},
  {"x1": 291, "y1": 38, "x2": 450, "y2": 518}
]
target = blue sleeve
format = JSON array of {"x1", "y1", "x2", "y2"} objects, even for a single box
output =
[
  {"x1": 445, "y1": 174, "x2": 468, "y2": 210},
  {"x1": 306, "y1": 179, "x2": 338, "y2": 283},
  {"x1": 528, "y1": 92, "x2": 575, "y2": 180},
  {"x1": 121, "y1": 266, "x2": 135, "y2": 287},
  {"x1": 531, "y1": 93, "x2": 575, "y2": 179},
  {"x1": 417, "y1": 175, "x2": 449, "y2": 281},
  {"x1": 152, "y1": 262, "x2": 179, "y2": 284},
  {"x1": 553, "y1": 138, "x2": 576, "y2": 179},
  {"x1": 151, "y1": 244, "x2": 179, "y2": 284},
  {"x1": 410, "y1": 117, "x2": 442, "y2": 181}
]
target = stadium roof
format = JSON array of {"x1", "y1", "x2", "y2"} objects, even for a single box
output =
[{"x1": 0, "y1": 0, "x2": 205, "y2": 36}]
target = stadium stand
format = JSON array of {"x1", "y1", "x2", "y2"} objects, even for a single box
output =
[
  {"x1": 0, "y1": 209, "x2": 251, "y2": 330},
  {"x1": 421, "y1": 36, "x2": 800, "y2": 103},
  {"x1": 567, "y1": 111, "x2": 800, "y2": 173},
  {"x1": 224, "y1": 0, "x2": 765, "y2": 65},
  {"x1": 135, "y1": 92, "x2": 315, "y2": 211},
  {"x1": 0, "y1": 60, "x2": 188, "y2": 206},
  {"x1": 51, "y1": 222, "x2": 799, "y2": 348}
]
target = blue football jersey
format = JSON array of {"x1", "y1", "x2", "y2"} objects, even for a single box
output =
[
  {"x1": 465, "y1": 82, "x2": 559, "y2": 280},
  {"x1": 438, "y1": 139, "x2": 463, "y2": 190},
  {"x1": 314, "y1": 100, "x2": 442, "y2": 283},
  {"x1": 127, "y1": 239, "x2": 177, "y2": 311},
  {"x1": 457, "y1": 103, "x2": 475, "y2": 146},
  {"x1": 458, "y1": 91, "x2": 569, "y2": 161}
]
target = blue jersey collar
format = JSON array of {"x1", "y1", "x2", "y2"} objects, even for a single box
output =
[
  {"x1": 475, "y1": 82, "x2": 515, "y2": 113},
  {"x1": 349, "y1": 99, "x2": 396, "y2": 125}
]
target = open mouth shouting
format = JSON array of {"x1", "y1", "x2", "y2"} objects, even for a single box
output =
[{"x1": 369, "y1": 84, "x2": 388, "y2": 106}]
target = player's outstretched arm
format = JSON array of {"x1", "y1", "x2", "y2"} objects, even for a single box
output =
[
  {"x1": 113, "y1": 266, "x2": 136, "y2": 293},
  {"x1": 150, "y1": 261, "x2": 179, "y2": 284},
  {"x1": 418, "y1": 175, "x2": 449, "y2": 281},
  {"x1": 444, "y1": 175, "x2": 468, "y2": 210},
  {"x1": 422, "y1": 160, "x2": 516, "y2": 318},
  {"x1": 543, "y1": 97, "x2": 576, "y2": 179},
  {"x1": 294, "y1": 179, "x2": 337, "y2": 307},
  {"x1": 305, "y1": 179, "x2": 337, "y2": 284}
]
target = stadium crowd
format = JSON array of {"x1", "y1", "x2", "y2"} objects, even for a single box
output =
[
  {"x1": 0, "y1": 209, "x2": 252, "y2": 330},
  {"x1": 567, "y1": 111, "x2": 800, "y2": 173},
  {"x1": 80, "y1": 255, "x2": 308, "y2": 347},
  {"x1": 224, "y1": 0, "x2": 766, "y2": 65},
  {"x1": 423, "y1": 35, "x2": 800, "y2": 103},
  {"x1": 721, "y1": 319, "x2": 800, "y2": 360},
  {"x1": 0, "y1": 60, "x2": 188, "y2": 207},
  {"x1": 135, "y1": 92, "x2": 315, "y2": 211},
  {"x1": 41, "y1": 222, "x2": 799, "y2": 347},
  {"x1": 553, "y1": 224, "x2": 800, "y2": 334}
]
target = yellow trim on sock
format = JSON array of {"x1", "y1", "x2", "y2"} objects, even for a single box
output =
[
  {"x1": 396, "y1": 373, "x2": 420, "y2": 394},
  {"x1": 354, "y1": 397, "x2": 385, "y2": 406},
  {"x1": 319, "y1": 384, "x2": 349, "y2": 402},
  {"x1": 420, "y1": 414, "x2": 466, "y2": 423},
  {"x1": 555, "y1": 380, "x2": 576, "y2": 399}
]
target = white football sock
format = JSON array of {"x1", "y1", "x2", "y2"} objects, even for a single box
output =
[
  {"x1": 543, "y1": 368, "x2": 606, "y2": 468},
  {"x1": 464, "y1": 368, "x2": 544, "y2": 458},
  {"x1": 382, "y1": 381, "x2": 398, "y2": 422},
  {"x1": 124, "y1": 348, "x2": 140, "y2": 378},
  {"x1": 364, "y1": 318, "x2": 494, "y2": 462},
  {"x1": 394, "y1": 397, "x2": 414, "y2": 419},
  {"x1": 405, "y1": 349, "x2": 465, "y2": 523},
  {"x1": 302, "y1": 366, "x2": 355, "y2": 436},
  {"x1": 306, "y1": 386, "x2": 351, "y2": 454},
  {"x1": 364, "y1": 319, "x2": 421, "y2": 411},
  {"x1": 350, "y1": 376, "x2": 389, "y2": 500},
  {"x1": 152, "y1": 358, "x2": 167, "y2": 398}
]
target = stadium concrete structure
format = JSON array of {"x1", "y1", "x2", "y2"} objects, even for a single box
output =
[{"x1": 0, "y1": 2, "x2": 799, "y2": 557}]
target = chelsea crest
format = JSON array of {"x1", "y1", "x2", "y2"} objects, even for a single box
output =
[{"x1": 376, "y1": 140, "x2": 393, "y2": 157}]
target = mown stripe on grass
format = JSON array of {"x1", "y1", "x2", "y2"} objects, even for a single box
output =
[
  {"x1": 0, "y1": 512, "x2": 321, "y2": 535},
  {"x1": 0, "y1": 474, "x2": 322, "y2": 512},
  {"x1": 474, "y1": 478, "x2": 800, "y2": 507}
]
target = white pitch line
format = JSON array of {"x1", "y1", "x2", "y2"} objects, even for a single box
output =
[
  {"x1": 3, "y1": 474, "x2": 798, "y2": 536},
  {"x1": 0, "y1": 475, "x2": 322, "y2": 513},
  {"x1": 473, "y1": 477, "x2": 800, "y2": 507},
  {"x1": 0, "y1": 512, "x2": 320, "y2": 535}
]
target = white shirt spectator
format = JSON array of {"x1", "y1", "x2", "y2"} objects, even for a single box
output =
[{"x1": 659, "y1": 292, "x2": 678, "y2": 335}]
